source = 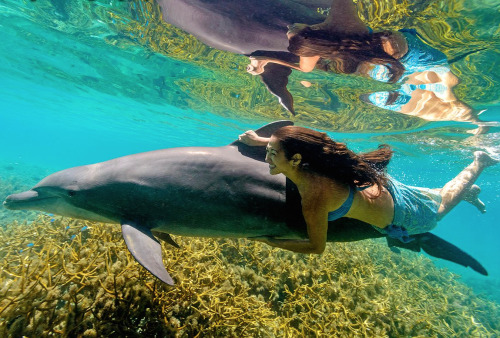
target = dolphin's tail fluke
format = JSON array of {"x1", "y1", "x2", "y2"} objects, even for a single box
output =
[{"x1": 387, "y1": 233, "x2": 488, "y2": 276}]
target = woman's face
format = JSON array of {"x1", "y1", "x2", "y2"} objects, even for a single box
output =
[{"x1": 265, "y1": 137, "x2": 291, "y2": 175}]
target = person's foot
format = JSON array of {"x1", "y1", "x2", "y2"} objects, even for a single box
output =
[
  {"x1": 463, "y1": 184, "x2": 486, "y2": 213},
  {"x1": 474, "y1": 151, "x2": 499, "y2": 168}
]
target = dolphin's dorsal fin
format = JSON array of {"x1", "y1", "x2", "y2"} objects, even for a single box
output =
[
  {"x1": 230, "y1": 120, "x2": 294, "y2": 162},
  {"x1": 260, "y1": 64, "x2": 295, "y2": 115},
  {"x1": 121, "y1": 222, "x2": 175, "y2": 285},
  {"x1": 231, "y1": 120, "x2": 293, "y2": 145}
]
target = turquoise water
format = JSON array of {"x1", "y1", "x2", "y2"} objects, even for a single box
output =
[{"x1": 1, "y1": 0, "x2": 500, "y2": 329}]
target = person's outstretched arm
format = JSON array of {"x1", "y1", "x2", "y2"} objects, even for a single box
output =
[
  {"x1": 251, "y1": 220, "x2": 328, "y2": 254},
  {"x1": 238, "y1": 130, "x2": 270, "y2": 146},
  {"x1": 247, "y1": 56, "x2": 320, "y2": 74},
  {"x1": 250, "y1": 196, "x2": 330, "y2": 254}
]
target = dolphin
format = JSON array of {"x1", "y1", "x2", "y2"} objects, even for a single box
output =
[
  {"x1": 3, "y1": 121, "x2": 488, "y2": 284},
  {"x1": 155, "y1": 0, "x2": 328, "y2": 55}
]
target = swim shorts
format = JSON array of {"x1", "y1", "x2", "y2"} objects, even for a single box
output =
[{"x1": 372, "y1": 177, "x2": 443, "y2": 243}]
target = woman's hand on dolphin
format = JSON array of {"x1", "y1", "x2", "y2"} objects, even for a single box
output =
[
  {"x1": 246, "y1": 57, "x2": 270, "y2": 75},
  {"x1": 238, "y1": 130, "x2": 270, "y2": 146}
]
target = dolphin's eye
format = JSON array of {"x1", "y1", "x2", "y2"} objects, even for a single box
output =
[{"x1": 68, "y1": 190, "x2": 76, "y2": 197}]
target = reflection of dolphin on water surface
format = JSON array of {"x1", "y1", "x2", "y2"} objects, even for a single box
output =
[
  {"x1": 154, "y1": 0, "x2": 328, "y2": 114},
  {"x1": 155, "y1": 0, "x2": 328, "y2": 55},
  {"x1": 3, "y1": 121, "x2": 487, "y2": 284}
]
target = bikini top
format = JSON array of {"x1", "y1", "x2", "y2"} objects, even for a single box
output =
[{"x1": 327, "y1": 185, "x2": 370, "y2": 221}]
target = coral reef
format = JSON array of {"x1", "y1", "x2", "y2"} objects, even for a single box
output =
[{"x1": 1, "y1": 215, "x2": 499, "y2": 337}]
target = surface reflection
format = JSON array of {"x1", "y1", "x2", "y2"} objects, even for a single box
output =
[
  {"x1": 249, "y1": 0, "x2": 404, "y2": 83},
  {"x1": 154, "y1": 0, "x2": 494, "y2": 133},
  {"x1": 155, "y1": 0, "x2": 330, "y2": 114},
  {"x1": 156, "y1": 0, "x2": 330, "y2": 55}
]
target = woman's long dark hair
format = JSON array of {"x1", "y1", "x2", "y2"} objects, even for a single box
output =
[
  {"x1": 273, "y1": 126, "x2": 393, "y2": 194},
  {"x1": 288, "y1": 27, "x2": 405, "y2": 83}
]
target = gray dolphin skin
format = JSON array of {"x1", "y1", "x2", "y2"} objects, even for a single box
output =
[{"x1": 3, "y1": 121, "x2": 488, "y2": 284}]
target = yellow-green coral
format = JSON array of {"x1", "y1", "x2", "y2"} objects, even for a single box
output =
[{"x1": 1, "y1": 215, "x2": 499, "y2": 336}]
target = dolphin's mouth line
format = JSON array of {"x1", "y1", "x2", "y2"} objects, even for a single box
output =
[
  {"x1": 6, "y1": 196, "x2": 58, "y2": 204},
  {"x1": 3, "y1": 196, "x2": 59, "y2": 208}
]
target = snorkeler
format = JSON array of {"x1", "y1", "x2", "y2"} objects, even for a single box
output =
[{"x1": 238, "y1": 126, "x2": 498, "y2": 253}]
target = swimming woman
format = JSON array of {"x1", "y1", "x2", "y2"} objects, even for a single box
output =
[{"x1": 238, "y1": 126, "x2": 497, "y2": 254}]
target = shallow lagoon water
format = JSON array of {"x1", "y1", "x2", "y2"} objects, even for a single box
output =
[{"x1": 1, "y1": 0, "x2": 500, "y2": 335}]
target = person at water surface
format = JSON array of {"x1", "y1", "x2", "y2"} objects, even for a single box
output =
[
  {"x1": 246, "y1": 0, "x2": 491, "y2": 132},
  {"x1": 247, "y1": 0, "x2": 405, "y2": 82},
  {"x1": 238, "y1": 126, "x2": 498, "y2": 254}
]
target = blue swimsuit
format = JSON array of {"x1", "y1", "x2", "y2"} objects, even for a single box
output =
[
  {"x1": 375, "y1": 178, "x2": 442, "y2": 243},
  {"x1": 327, "y1": 186, "x2": 366, "y2": 221},
  {"x1": 328, "y1": 179, "x2": 442, "y2": 243}
]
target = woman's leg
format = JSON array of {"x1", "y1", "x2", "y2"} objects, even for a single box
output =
[
  {"x1": 437, "y1": 151, "x2": 498, "y2": 220},
  {"x1": 433, "y1": 184, "x2": 485, "y2": 213}
]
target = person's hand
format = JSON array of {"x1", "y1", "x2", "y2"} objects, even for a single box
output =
[
  {"x1": 247, "y1": 235, "x2": 274, "y2": 246},
  {"x1": 246, "y1": 57, "x2": 270, "y2": 75},
  {"x1": 238, "y1": 130, "x2": 267, "y2": 146}
]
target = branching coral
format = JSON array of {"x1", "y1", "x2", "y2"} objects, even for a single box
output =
[{"x1": 1, "y1": 215, "x2": 499, "y2": 337}]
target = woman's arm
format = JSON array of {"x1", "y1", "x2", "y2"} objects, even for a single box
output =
[
  {"x1": 252, "y1": 198, "x2": 329, "y2": 254},
  {"x1": 238, "y1": 130, "x2": 270, "y2": 146},
  {"x1": 298, "y1": 55, "x2": 321, "y2": 72},
  {"x1": 248, "y1": 56, "x2": 320, "y2": 74},
  {"x1": 253, "y1": 237, "x2": 325, "y2": 254}
]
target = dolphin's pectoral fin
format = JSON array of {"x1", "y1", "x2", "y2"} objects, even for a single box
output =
[
  {"x1": 152, "y1": 230, "x2": 181, "y2": 248},
  {"x1": 121, "y1": 222, "x2": 175, "y2": 285},
  {"x1": 389, "y1": 232, "x2": 488, "y2": 276},
  {"x1": 388, "y1": 245, "x2": 401, "y2": 254}
]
